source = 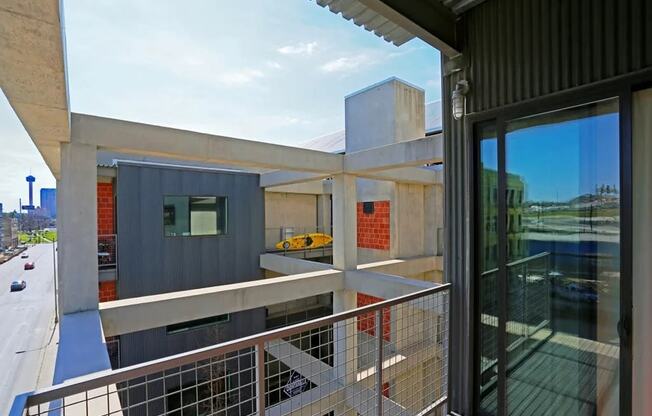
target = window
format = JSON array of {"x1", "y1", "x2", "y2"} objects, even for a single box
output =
[
  {"x1": 477, "y1": 99, "x2": 621, "y2": 415},
  {"x1": 166, "y1": 314, "x2": 230, "y2": 334},
  {"x1": 164, "y1": 196, "x2": 227, "y2": 236}
]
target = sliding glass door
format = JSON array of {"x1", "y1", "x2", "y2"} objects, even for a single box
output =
[{"x1": 477, "y1": 99, "x2": 621, "y2": 415}]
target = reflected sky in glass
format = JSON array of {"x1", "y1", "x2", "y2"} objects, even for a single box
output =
[{"x1": 496, "y1": 112, "x2": 619, "y2": 203}]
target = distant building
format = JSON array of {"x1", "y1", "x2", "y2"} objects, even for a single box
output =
[
  {"x1": 40, "y1": 188, "x2": 57, "y2": 218},
  {"x1": 22, "y1": 175, "x2": 36, "y2": 212},
  {"x1": 1, "y1": 215, "x2": 18, "y2": 250}
]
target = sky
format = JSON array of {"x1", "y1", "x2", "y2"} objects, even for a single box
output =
[{"x1": 0, "y1": 0, "x2": 441, "y2": 212}]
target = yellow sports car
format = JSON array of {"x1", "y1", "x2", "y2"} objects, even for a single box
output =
[{"x1": 276, "y1": 233, "x2": 333, "y2": 250}]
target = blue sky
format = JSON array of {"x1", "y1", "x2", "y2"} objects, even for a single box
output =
[{"x1": 0, "y1": 0, "x2": 441, "y2": 212}]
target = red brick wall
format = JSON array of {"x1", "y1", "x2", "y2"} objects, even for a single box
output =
[
  {"x1": 356, "y1": 293, "x2": 391, "y2": 341},
  {"x1": 99, "y1": 281, "x2": 117, "y2": 302},
  {"x1": 97, "y1": 183, "x2": 115, "y2": 235},
  {"x1": 357, "y1": 200, "x2": 390, "y2": 250}
]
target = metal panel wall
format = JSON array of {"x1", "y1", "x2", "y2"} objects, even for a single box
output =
[
  {"x1": 116, "y1": 163, "x2": 266, "y2": 367},
  {"x1": 463, "y1": 0, "x2": 652, "y2": 114}
]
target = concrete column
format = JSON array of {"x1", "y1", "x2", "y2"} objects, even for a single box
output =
[
  {"x1": 391, "y1": 183, "x2": 425, "y2": 259},
  {"x1": 423, "y1": 185, "x2": 441, "y2": 256},
  {"x1": 316, "y1": 194, "x2": 331, "y2": 236},
  {"x1": 333, "y1": 289, "x2": 357, "y2": 384},
  {"x1": 332, "y1": 174, "x2": 357, "y2": 270},
  {"x1": 332, "y1": 174, "x2": 358, "y2": 386},
  {"x1": 58, "y1": 142, "x2": 98, "y2": 314}
]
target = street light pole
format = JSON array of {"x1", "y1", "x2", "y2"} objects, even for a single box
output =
[{"x1": 52, "y1": 239, "x2": 58, "y2": 324}]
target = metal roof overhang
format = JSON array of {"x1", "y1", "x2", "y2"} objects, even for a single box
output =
[{"x1": 314, "y1": 0, "x2": 463, "y2": 56}]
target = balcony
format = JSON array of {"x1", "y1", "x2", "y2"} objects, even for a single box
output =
[
  {"x1": 98, "y1": 234, "x2": 117, "y2": 283},
  {"x1": 11, "y1": 284, "x2": 450, "y2": 416},
  {"x1": 98, "y1": 234, "x2": 117, "y2": 270},
  {"x1": 265, "y1": 226, "x2": 333, "y2": 262}
]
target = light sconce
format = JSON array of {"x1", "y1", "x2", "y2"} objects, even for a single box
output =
[{"x1": 452, "y1": 80, "x2": 469, "y2": 120}]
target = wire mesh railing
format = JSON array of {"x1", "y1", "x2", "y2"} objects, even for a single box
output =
[
  {"x1": 478, "y1": 252, "x2": 551, "y2": 394},
  {"x1": 13, "y1": 284, "x2": 450, "y2": 416}
]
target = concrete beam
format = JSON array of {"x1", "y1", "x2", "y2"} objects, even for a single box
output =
[
  {"x1": 344, "y1": 270, "x2": 435, "y2": 300},
  {"x1": 260, "y1": 253, "x2": 332, "y2": 275},
  {"x1": 261, "y1": 167, "x2": 441, "y2": 189},
  {"x1": 344, "y1": 383, "x2": 411, "y2": 416},
  {"x1": 266, "y1": 340, "x2": 411, "y2": 416},
  {"x1": 358, "y1": 255, "x2": 443, "y2": 275},
  {"x1": 0, "y1": 1, "x2": 70, "y2": 177},
  {"x1": 71, "y1": 113, "x2": 343, "y2": 173},
  {"x1": 260, "y1": 170, "x2": 331, "y2": 187},
  {"x1": 265, "y1": 179, "x2": 331, "y2": 195},
  {"x1": 99, "y1": 270, "x2": 344, "y2": 336},
  {"x1": 265, "y1": 339, "x2": 334, "y2": 386},
  {"x1": 357, "y1": 167, "x2": 442, "y2": 185},
  {"x1": 344, "y1": 134, "x2": 443, "y2": 173},
  {"x1": 260, "y1": 254, "x2": 442, "y2": 277}
]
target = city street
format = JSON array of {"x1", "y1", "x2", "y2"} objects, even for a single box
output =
[{"x1": 0, "y1": 244, "x2": 56, "y2": 414}]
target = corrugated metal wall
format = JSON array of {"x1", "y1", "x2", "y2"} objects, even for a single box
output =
[
  {"x1": 463, "y1": 0, "x2": 652, "y2": 113},
  {"x1": 116, "y1": 163, "x2": 266, "y2": 367},
  {"x1": 445, "y1": 1, "x2": 652, "y2": 413}
]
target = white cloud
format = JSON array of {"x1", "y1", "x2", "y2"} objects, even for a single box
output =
[
  {"x1": 277, "y1": 41, "x2": 318, "y2": 55},
  {"x1": 266, "y1": 61, "x2": 282, "y2": 70},
  {"x1": 320, "y1": 55, "x2": 374, "y2": 73},
  {"x1": 218, "y1": 68, "x2": 265, "y2": 86}
]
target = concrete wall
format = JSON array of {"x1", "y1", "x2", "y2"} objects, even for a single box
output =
[
  {"x1": 116, "y1": 163, "x2": 266, "y2": 367},
  {"x1": 345, "y1": 78, "x2": 425, "y2": 153},
  {"x1": 264, "y1": 192, "x2": 319, "y2": 249},
  {"x1": 345, "y1": 78, "x2": 442, "y2": 273}
]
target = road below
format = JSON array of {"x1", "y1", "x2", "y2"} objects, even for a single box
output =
[{"x1": 0, "y1": 244, "x2": 56, "y2": 414}]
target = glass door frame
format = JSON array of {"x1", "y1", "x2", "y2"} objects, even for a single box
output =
[{"x1": 465, "y1": 76, "x2": 651, "y2": 415}]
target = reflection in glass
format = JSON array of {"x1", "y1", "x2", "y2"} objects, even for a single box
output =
[
  {"x1": 505, "y1": 99, "x2": 620, "y2": 415},
  {"x1": 190, "y1": 197, "x2": 218, "y2": 236},
  {"x1": 164, "y1": 196, "x2": 228, "y2": 236},
  {"x1": 478, "y1": 125, "x2": 499, "y2": 414}
]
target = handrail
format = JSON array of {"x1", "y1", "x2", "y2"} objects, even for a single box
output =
[
  {"x1": 23, "y1": 282, "x2": 451, "y2": 407},
  {"x1": 480, "y1": 251, "x2": 550, "y2": 277}
]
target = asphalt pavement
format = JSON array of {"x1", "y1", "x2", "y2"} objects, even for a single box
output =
[{"x1": 0, "y1": 244, "x2": 56, "y2": 414}]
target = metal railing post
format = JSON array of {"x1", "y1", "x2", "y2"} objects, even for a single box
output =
[
  {"x1": 256, "y1": 342, "x2": 266, "y2": 416},
  {"x1": 375, "y1": 309, "x2": 384, "y2": 416}
]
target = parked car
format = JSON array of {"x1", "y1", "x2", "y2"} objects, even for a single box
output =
[
  {"x1": 20, "y1": 253, "x2": 29, "y2": 259},
  {"x1": 10, "y1": 280, "x2": 26, "y2": 292},
  {"x1": 24, "y1": 262, "x2": 35, "y2": 270}
]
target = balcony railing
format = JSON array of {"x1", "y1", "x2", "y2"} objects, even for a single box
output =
[
  {"x1": 98, "y1": 234, "x2": 117, "y2": 269},
  {"x1": 12, "y1": 283, "x2": 450, "y2": 416}
]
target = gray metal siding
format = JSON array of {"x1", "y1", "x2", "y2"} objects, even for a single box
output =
[
  {"x1": 116, "y1": 164, "x2": 266, "y2": 366},
  {"x1": 463, "y1": 0, "x2": 652, "y2": 114}
]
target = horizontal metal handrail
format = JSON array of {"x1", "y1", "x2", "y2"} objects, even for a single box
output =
[
  {"x1": 480, "y1": 251, "x2": 550, "y2": 277},
  {"x1": 24, "y1": 282, "x2": 451, "y2": 407}
]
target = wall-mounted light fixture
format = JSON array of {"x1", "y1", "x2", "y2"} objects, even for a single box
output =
[{"x1": 452, "y1": 80, "x2": 469, "y2": 120}]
